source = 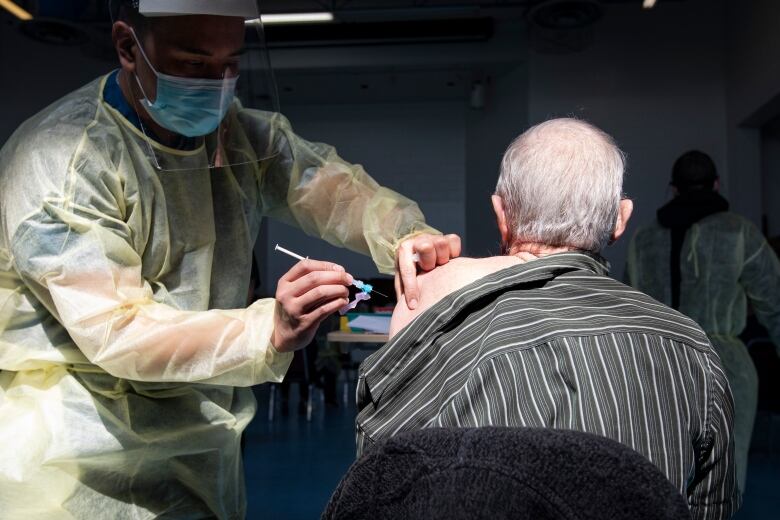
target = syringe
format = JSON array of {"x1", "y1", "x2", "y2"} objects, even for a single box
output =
[
  {"x1": 274, "y1": 244, "x2": 388, "y2": 298},
  {"x1": 274, "y1": 244, "x2": 306, "y2": 261}
]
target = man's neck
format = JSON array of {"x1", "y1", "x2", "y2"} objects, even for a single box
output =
[
  {"x1": 117, "y1": 69, "x2": 181, "y2": 148},
  {"x1": 507, "y1": 242, "x2": 575, "y2": 257}
]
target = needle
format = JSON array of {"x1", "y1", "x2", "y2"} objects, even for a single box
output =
[
  {"x1": 274, "y1": 244, "x2": 306, "y2": 261},
  {"x1": 274, "y1": 244, "x2": 389, "y2": 298},
  {"x1": 355, "y1": 281, "x2": 389, "y2": 298}
]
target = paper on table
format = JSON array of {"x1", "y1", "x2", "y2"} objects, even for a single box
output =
[{"x1": 348, "y1": 315, "x2": 392, "y2": 334}]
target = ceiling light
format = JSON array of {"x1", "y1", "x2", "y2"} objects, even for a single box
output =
[
  {"x1": 0, "y1": 0, "x2": 33, "y2": 20},
  {"x1": 642, "y1": 0, "x2": 657, "y2": 8},
  {"x1": 246, "y1": 12, "x2": 335, "y2": 26}
]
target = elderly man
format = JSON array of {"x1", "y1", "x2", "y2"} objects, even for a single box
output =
[{"x1": 357, "y1": 119, "x2": 739, "y2": 519}]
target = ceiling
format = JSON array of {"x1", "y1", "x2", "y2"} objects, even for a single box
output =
[
  {"x1": 7, "y1": 0, "x2": 687, "y2": 25},
  {"x1": 1, "y1": 0, "x2": 687, "y2": 105},
  {"x1": 4, "y1": 0, "x2": 688, "y2": 53}
]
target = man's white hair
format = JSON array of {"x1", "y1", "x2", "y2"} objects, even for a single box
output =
[{"x1": 495, "y1": 118, "x2": 625, "y2": 253}]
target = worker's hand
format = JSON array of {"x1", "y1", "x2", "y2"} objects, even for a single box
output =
[
  {"x1": 272, "y1": 259, "x2": 352, "y2": 353},
  {"x1": 396, "y1": 233, "x2": 461, "y2": 309}
]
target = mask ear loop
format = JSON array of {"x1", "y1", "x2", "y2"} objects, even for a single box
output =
[
  {"x1": 108, "y1": 2, "x2": 163, "y2": 169},
  {"x1": 128, "y1": 27, "x2": 159, "y2": 106},
  {"x1": 130, "y1": 80, "x2": 165, "y2": 171},
  {"x1": 117, "y1": 27, "x2": 166, "y2": 170}
]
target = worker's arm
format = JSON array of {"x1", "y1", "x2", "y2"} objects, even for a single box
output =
[
  {"x1": 252, "y1": 111, "x2": 460, "y2": 302},
  {"x1": 255, "y1": 111, "x2": 436, "y2": 273},
  {"x1": 740, "y1": 222, "x2": 780, "y2": 352},
  {"x1": 10, "y1": 198, "x2": 348, "y2": 385}
]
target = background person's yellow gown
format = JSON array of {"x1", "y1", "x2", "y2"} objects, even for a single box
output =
[
  {"x1": 627, "y1": 211, "x2": 780, "y2": 493},
  {"x1": 0, "y1": 74, "x2": 437, "y2": 519}
]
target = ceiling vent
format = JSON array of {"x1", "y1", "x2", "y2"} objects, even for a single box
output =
[{"x1": 527, "y1": 0, "x2": 603, "y2": 54}]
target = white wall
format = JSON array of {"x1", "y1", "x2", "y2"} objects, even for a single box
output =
[{"x1": 528, "y1": 0, "x2": 728, "y2": 279}]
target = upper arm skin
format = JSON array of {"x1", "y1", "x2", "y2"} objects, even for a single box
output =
[
  {"x1": 390, "y1": 269, "x2": 435, "y2": 338},
  {"x1": 390, "y1": 257, "x2": 523, "y2": 338}
]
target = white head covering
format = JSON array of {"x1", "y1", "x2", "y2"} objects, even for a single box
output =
[{"x1": 138, "y1": 0, "x2": 257, "y2": 17}]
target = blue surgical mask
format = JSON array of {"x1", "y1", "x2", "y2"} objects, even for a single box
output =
[{"x1": 131, "y1": 30, "x2": 238, "y2": 138}]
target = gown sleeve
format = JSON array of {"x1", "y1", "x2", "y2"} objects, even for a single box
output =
[
  {"x1": 250, "y1": 111, "x2": 441, "y2": 274},
  {"x1": 6, "y1": 130, "x2": 292, "y2": 385}
]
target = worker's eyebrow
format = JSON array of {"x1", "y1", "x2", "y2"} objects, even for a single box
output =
[{"x1": 175, "y1": 46, "x2": 246, "y2": 57}]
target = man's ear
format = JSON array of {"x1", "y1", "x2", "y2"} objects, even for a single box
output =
[
  {"x1": 491, "y1": 194, "x2": 510, "y2": 246},
  {"x1": 113, "y1": 21, "x2": 137, "y2": 75},
  {"x1": 611, "y1": 198, "x2": 634, "y2": 244}
]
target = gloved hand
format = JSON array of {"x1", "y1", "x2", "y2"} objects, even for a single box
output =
[{"x1": 272, "y1": 259, "x2": 353, "y2": 353}]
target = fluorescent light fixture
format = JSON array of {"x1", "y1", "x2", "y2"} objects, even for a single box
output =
[
  {"x1": 0, "y1": 0, "x2": 33, "y2": 20},
  {"x1": 642, "y1": 0, "x2": 657, "y2": 8},
  {"x1": 246, "y1": 12, "x2": 334, "y2": 26}
]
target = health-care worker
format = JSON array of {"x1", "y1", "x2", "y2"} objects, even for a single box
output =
[
  {"x1": 626, "y1": 150, "x2": 780, "y2": 494},
  {"x1": 0, "y1": 1, "x2": 461, "y2": 518}
]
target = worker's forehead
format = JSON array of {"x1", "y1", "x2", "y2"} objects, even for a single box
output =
[{"x1": 150, "y1": 15, "x2": 245, "y2": 55}]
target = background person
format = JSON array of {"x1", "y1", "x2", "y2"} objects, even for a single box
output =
[{"x1": 626, "y1": 150, "x2": 780, "y2": 492}]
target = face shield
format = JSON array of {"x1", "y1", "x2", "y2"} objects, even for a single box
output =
[{"x1": 112, "y1": 0, "x2": 280, "y2": 171}]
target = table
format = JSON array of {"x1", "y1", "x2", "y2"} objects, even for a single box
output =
[{"x1": 326, "y1": 331, "x2": 389, "y2": 344}]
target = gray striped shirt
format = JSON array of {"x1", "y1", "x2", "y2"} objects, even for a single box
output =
[{"x1": 356, "y1": 252, "x2": 739, "y2": 520}]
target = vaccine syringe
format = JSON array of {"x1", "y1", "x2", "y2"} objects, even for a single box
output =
[{"x1": 274, "y1": 244, "x2": 388, "y2": 298}]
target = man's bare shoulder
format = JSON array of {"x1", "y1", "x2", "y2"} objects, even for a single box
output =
[
  {"x1": 417, "y1": 257, "x2": 519, "y2": 301},
  {"x1": 390, "y1": 256, "x2": 525, "y2": 337}
]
